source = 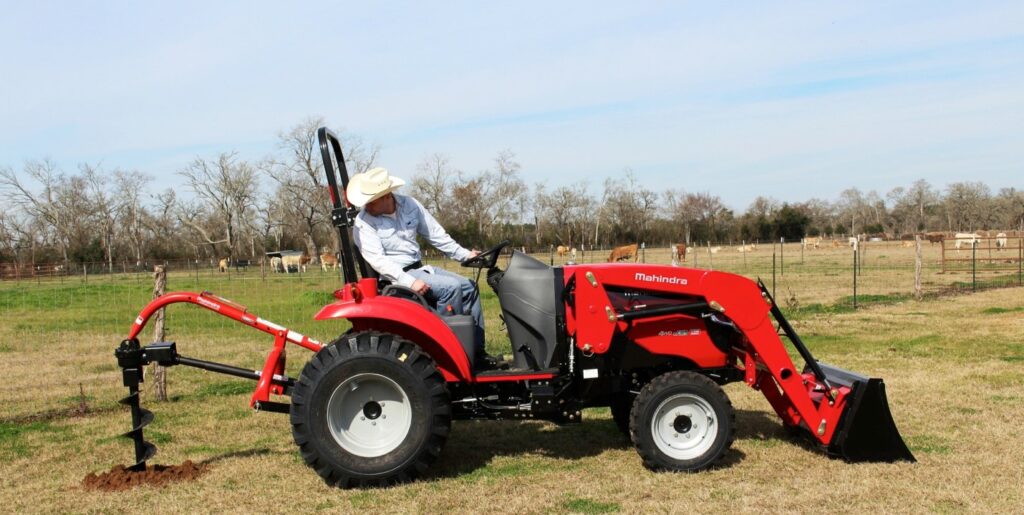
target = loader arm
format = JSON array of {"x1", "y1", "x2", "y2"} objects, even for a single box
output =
[{"x1": 569, "y1": 264, "x2": 914, "y2": 462}]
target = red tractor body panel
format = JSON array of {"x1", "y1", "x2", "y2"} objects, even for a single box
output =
[{"x1": 314, "y1": 279, "x2": 473, "y2": 382}]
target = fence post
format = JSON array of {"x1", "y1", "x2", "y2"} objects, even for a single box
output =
[
  {"x1": 853, "y1": 247, "x2": 858, "y2": 309},
  {"x1": 914, "y1": 235, "x2": 922, "y2": 300},
  {"x1": 972, "y1": 242, "x2": 977, "y2": 292},
  {"x1": 707, "y1": 241, "x2": 713, "y2": 271},
  {"x1": 780, "y1": 237, "x2": 784, "y2": 275},
  {"x1": 152, "y1": 265, "x2": 168, "y2": 401},
  {"x1": 641, "y1": 242, "x2": 646, "y2": 264},
  {"x1": 742, "y1": 240, "x2": 746, "y2": 269},
  {"x1": 1019, "y1": 237, "x2": 1022, "y2": 286},
  {"x1": 772, "y1": 250, "x2": 776, "y2": 300}
]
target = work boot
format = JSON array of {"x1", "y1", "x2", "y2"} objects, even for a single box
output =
[{"x1": 476, "y1": 353, "x2": 509, "y2": 371}]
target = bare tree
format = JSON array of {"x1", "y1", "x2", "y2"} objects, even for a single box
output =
[
  {"x1": 0, "y1": 160, "x2": 73, "y2": 264},
  {"x1": 264, "y1": 118, "x2": 379, "y2": 257},
  {"x1": 178, "y1": 152, "x2": 258, "y2": 260},
  {"x1": 114, "y1": 170, "x2": 151, "y2": 265},
  {"x1": 944, "y1": 182, "x2": 992, "y2": 231},
  {"x1": 82, "y1": 164, "x2": 117, "y2": 272},
  {"x1": 410, "y1": 153, "x2": 457, "y2": 218}
]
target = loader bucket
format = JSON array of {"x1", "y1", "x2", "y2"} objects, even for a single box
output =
[{"x1": 817, "y1": 362, "x2": 916, "y2": 463}]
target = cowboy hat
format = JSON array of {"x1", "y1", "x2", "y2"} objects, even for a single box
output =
[{"x1": 345, "y1": 167, "x2": 406, "y2": 208}]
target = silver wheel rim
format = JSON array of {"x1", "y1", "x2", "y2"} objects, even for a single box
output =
[
  {"x1": 326, "y1": 372, "x2": 412, "y2": 458},
  {"x1": 651, "y1": 393, "x2": 717, "y2": 461}
]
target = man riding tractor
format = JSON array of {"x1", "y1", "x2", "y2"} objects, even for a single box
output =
[{"x1": 346, "y1": 167, "x2": 502, "y2": 370}]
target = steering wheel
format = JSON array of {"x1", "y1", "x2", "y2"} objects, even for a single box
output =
[{"x1": 461, "y1": 240, "x2": 511, "y2": 269}]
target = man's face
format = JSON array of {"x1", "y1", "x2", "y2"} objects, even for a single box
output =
[{"x1": 364, "y1": 192, "x2": 396, "y2": 216}]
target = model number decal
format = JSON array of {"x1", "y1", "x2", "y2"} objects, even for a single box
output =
[{"x1": 658, "y1": 329, "x2": 701, "y2": 337}]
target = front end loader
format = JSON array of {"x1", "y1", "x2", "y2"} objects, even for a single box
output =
[{"x1": 110, "y1": 127, "x2": 913, "y2": 486}]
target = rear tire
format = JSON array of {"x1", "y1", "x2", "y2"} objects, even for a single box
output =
[
  {"x1": 290, "y1": 331, "x2": 451, "y2": 487},
  {"x1": 630, "y1": 371, "x2": 734, "y2": 472}
]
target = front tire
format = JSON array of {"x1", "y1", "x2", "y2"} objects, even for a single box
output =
[
  {"x1": 290, "y1": 331, "x2": 451, "y2": 487},
  {"x1": 630, "y1": 371, "x2": 734, "y2": 472}
]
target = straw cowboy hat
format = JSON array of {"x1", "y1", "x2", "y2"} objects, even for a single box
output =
[{"x1": 346, "y1": 167, "x2": 406, "y2": 208}]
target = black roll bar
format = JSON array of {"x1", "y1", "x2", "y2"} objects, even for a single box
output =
[{"x1": 317, "y1": 127, "x2": 371, "y2": 283}]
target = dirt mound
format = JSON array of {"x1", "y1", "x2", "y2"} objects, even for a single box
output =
[{"x1": 82, "y1": 461, "x2": 206, "y2": 491}]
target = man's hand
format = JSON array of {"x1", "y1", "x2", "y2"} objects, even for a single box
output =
[
  {"x1": 467, "y1": 250, "x2": 480, "y2": 260},
  {"x1": 411, "y1": 279, "x2": 430, "y2": 296}
]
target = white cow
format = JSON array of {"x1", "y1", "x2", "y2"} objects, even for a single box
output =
[
  {"x1": 954, "y1": 232, "x2": 979, "y2": 251},
  {"x1": 995, "y1": 232, "x2": 1008, "y2": 251},
  {"x1": 281, "y1": 254, "x2": 308, "y2": 273},
  {"x1": 270, "y1": 256, "x2": 284, "y2": 273},
  {"x1": 848, "y1": 236, "x2": 859, "y2": 250}
]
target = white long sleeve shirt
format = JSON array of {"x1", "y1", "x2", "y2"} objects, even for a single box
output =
[{"x1": 352, "y1": 194, "x2": 471, "y2": 287}]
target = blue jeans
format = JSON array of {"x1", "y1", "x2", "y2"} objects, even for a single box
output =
[{"x1": 408, "y1": 266, "x2": 484, "y2": 353}]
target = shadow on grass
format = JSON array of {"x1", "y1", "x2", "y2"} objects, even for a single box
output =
[
  {"x1": 197, "y1": 447, "x2": 275, "y2": 466},
  {"x1": 425, "y1": 409, "x2": 795, "y2": 481}
]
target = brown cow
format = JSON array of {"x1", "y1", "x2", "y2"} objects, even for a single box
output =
[
  {"x1": 320, "y1": 253, "x2": 339, "y2": 271},
  {"x1": 923, "y1": 232, "x2": 945, "y2": 245},
  {"x1": 556, "y1": 245, "x2": 569, "y2": 257},
  {"x1": 672, "y1": 243, "x2": 687, "y2": 263},
  {"x1": 608, "y1": 243, "x2": 639, "y2": 262}
]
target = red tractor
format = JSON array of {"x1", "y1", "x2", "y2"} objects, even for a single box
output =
[{"x1": 113, "y1": 128, "x2": 913, "y2": 487}]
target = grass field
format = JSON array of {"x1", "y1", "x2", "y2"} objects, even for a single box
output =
[{"x1": 1, "y1": 246, "x2": 1023, "y2": 512}]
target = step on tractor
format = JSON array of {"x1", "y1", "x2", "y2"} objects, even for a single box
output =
[{"x1": 113, "y1": 128, "x2": 914, "y2": 487}]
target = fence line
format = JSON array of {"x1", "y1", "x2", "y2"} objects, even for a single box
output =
[{"x1": 2, "y1": 241, "x2": 1022, "y2": 347}]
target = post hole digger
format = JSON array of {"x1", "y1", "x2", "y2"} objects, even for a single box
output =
[{"x1": 113, "y1": 127, "x2": 914, "y2": 487}]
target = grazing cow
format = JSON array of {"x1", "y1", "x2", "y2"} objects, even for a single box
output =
[
  {"x1": 924, "y1": 232, "x2": 945, "y2": 244},
  {"x1": 556, "y1": 245, "x2": 569, "y2": 257},
  {"x1": 570, "y1": 247, "x2": 578, "y2": 261},
  {"x1": 737, "y1": 244, "x2": 756, "y2": 253},
  {"x1": 802, "y1": 237, "x2": 821, "y2": 250},
  {"x1": 954, "y1": 232, "x2": 979, "y2": 251},
  {"x1": 608, "y1": 243, "x2": 639, "y2": 263},
  {"x1": 270, "y1": 257, "x2": 284, "y2": 273},
  {"x1": 995, "y1": 232, "x2": 1008, "y2": 251},
  {"x1": 321, "y1": 253, "x2": 339, "y2": 271},
  {"x1": 281, "y1": 254, "x2": 310, "y2": 273},
  {"x1": 218, "y1": 258, "x2": 228, "y2": 272},
  {"x1": 709, "y1": 246, "x2": 722, "y2": 254}
]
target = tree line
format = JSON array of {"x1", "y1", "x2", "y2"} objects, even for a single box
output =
[{"x1": 2, "y1": 117, "x2": 1023, "y2": 268}]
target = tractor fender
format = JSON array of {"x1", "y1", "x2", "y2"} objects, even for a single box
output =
[{"x1": 314, "y1": 296, "x2": 472, "y2": 382}]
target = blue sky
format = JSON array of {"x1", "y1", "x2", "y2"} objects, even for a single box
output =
[{"x1": 2, "y1": 1, "x2": 1022, "y2": 210}]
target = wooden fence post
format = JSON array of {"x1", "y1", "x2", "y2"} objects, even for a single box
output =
[
  {"x1": 152, "y1": 264, "x2": 168, "y2": 401},
  {"x1": 914, "y1": 235, "x2": 922, "y2": 300}
]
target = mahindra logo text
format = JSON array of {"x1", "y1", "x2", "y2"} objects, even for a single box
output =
[{"x1": 634, "y1": 272, "x2": 687, "y2": 285}]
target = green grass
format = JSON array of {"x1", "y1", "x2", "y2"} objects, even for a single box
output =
[
  {"x1": 0, "y1": 421, "x2": 67, "y2": 458},
  {"x1": 906, "y1": 434, "x2": 952, "y2": 455},
  {"x1": 561, "y1": 496, "x2": 621, "y2": 514},
  {"x1": 192, "y1": 380, "x2": 254, "y2": 399},
  {"x1": 981, "y1": 306, "x2": 1024, "y2": 314}
]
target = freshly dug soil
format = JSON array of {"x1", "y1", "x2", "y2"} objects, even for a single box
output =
[{"x1": 82, "y1": 461, "x2": 206, "y2": 491}]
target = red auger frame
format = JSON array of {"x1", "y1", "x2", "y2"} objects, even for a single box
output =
[{"x1": 113, "y1": 126, "x2": 912, "y2": 484}]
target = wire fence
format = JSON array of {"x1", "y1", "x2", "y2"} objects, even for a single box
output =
[{"x1": 1, "y1": 238, "x2": 1022, "y2": 348}]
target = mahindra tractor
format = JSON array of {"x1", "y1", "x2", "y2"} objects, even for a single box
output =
[{"x1": 112, "y1": 128, "x2": 914, "y2": 487}]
